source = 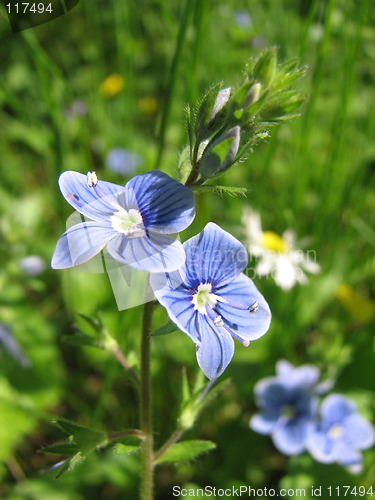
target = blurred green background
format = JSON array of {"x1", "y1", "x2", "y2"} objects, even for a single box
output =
[{"x1": 0, "y1": 0, "x2": 374, "y2": 498}]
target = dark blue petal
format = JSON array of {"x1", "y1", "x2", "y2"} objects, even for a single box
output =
[
  {"x1": 342, "y1": 414, "x2": 375, "y2": 449},
  {"x1": 150, "y1": 272, "x2": 199, "y2": 342},
  {"x1": 321, "y1": 394, "x2": 356, "y2": 426},
  {"x1": 272, "y1": 417, "x2": 312, "y2": 455},
  {"x1": 250, "y1": 409, "x2": 280, "y2": 435},
  {"x1": 195, "y1": 314, "x2": 234, "y2": 380},
  {"x1": 254, "y1": 378, "x2": 290, "y2": 409},
  {"x1": 124, "y1": 170, "x2": 195, "y2": 233},
  {"x1": 215, "y1": 273, "x2": 271, "y2": 341},
  {"x1": 51, "y1": 221, "x2": 115, "y2": 269},
  {"x1": 59, "y1": 171, "x2": 125, "y2": 221},
  {"x1": 183, "y1": 223, "x2": 248, "y2": 288},
  {"x1": 106, "y1": 231, "x2": 186, "y2": 272}
]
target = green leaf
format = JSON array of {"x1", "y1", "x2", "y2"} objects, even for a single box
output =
[
  {"x1": 151, "y1": 320, "x2": 178, "y2": 337},
  {"x1": 114, "y1": 443, "x2": 141, "y2": 456},
  {"x1": 61, "y1": 331, "x2": 104, "y2": 349},
  {"x1": 39, "y1": 443, "x2": 79, "y2": 455},
  {"x1": 155, "y1": 440, "x2": 216, "y2": 464},
  {"x1": 54, "y1": 418, "x2": 108, "y2": 455}
]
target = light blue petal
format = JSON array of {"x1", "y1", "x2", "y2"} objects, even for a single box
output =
[
  {"x1": 272, "y1": 418, "x2": 312, "y2": 455},
  {"x1": 124, "y1": 170, "x2": 195, "y2": 233},
  {"x1": 334, "y1": 441, "x2": 362, "y2": 466},
  {"x1": 59, "y1": 171, "x2": 125, "y2": 221},
  {"x1": 196, "y1": 314, "x2": 234, "y2": 380},
  {"x1": 106, "y1": 231, "x2": 186, "y2": 272},
  {"x1": 276, "y1": 360, "x2": 320, "y2": 390},
  {"x1": 150, "y1": 272, "x2": 199, "y2": 343},
  {"x1": 215, "y1": 273, "x2": 271, "y2": 341},
  {"x1": 51, "y1": 221, "x2": 115, "y2": 269},
  {"x1": 343, "y1": 414, "x2": 375, "y2": 449},
  {"x1": 321, "y1": 394, "x2": 356, "y2": 425},
  {"x1": 183, "y1": 223, "x2": 248, "y2": 288},
  {"x1": 250, "y1": 410, "x2": 280, "y2": 435},
  {"x1": 306, "y1": 430, "x2": 335, "y2": 463}
]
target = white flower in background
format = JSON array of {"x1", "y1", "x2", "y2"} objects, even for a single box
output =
[{"x1": 242, "y1": 207, "x2": 321, "y2": 290}]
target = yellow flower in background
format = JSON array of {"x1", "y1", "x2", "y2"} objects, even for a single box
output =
[
  {"x1": 335, "y1": 285, "x2": 375, "y2": 323},
  {"x1": 99, "y1": 74, "x2": 125, "y2": 97},
  {"x1": 242, "y1": 207, "x2": 321, "y2": 290},
  {"x1": 139, "y1": 96, "x2": 158, "y2": 114}
]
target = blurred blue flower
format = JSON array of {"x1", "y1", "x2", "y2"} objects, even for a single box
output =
[
  {"x1": 51, "y1": 170, "x2": 195, "y2": 273},
  {"x1": 64, "y1": 100, "x2": 88, "y2": 119},
  {"x1": 250, "y1": 360, "x2": 320, "y2": 455},
  {"x1": 0, "y1": 324, "x2": 31, "y2": 368},
  {"x1": 19, "y1": 255, "x2": 46, "y2": 277},
  {"x1": 106, "y1": 148, "x2": 143, "y2": 175},
  {"x1": 234, "y1": 10, "x2": 252, "y2": 29},
  {"x1": 306, "y1": 394, "x2": 375, "y2": 468},
  {"x1": 150, "y1": 223, "x2": 271, "y2": 380}
]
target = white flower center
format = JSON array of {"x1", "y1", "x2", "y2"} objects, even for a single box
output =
[
  {"x1": 192, "y1": 283, "x2": 221, "y2": 314},
  {"x1": 328, "y1": 424, "x2": 343, "y2": 440},
  {"x1": 110, "y1": 208, "x2": 144, "y2": 236}
]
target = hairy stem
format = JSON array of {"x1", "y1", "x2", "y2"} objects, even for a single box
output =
[
  {"x1": 110, "y1": 344, "x2": 140, "y2": 386},
  {"x1": 153, "y1": 428, "x2": 184, "y2": 462},
  {"x1": 140, "y1": 300, "x2": 155, "y2": 500}
]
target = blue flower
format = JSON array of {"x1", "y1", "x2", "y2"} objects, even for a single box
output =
[
  {"x1": 19, "y1": 255, "x2": 46, "y2": 277},
  {"x1": 150, "y1": 223, "x2": 271, "y2": 380},
  {"x1": 106, "y1": 148, "x2": 143, "y2": 175},
  {"x1": 51, "y1": 170, "x2": 195, "y2": 273},
  {"x1": 250, "y1": 360, "x2": 320, "y2": 455},
  {"x1": 306, "y1": 394, "x2": 375, "y2": 468}
]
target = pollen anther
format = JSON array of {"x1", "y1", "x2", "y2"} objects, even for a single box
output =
[
  {"x1": 87, "y1": 171, "x2": 98, "y2": 187},
  {"x1": 248, "y1": 301, "x2": 259, "y2": 313}
]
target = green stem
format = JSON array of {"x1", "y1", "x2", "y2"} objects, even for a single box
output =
[
  {"x1": 140, "y1": 301, "x2": 155, "y2": 500},
  {"x1": 153, "y1": 428, "x2": 183, "y2": 462},
  {"x1": 154, "y1": 0, "x2": 192, "y2": 169},
  {"x1": 110, "y1": 344, "x2": 140, "y2": 387}
]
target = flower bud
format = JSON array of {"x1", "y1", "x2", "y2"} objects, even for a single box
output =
[
  {"x1": 253, "y1": 47, "x2": 277, "y2": 87},
  {"x1": 200, "y1": 126, "x2": 240, "y2": 179},
  {"x1": 242, "y1": 82, "x2": 262, "y2": 109},
  {"x1": 209, "y1": 87, "x2": 231, "y2": 125}
]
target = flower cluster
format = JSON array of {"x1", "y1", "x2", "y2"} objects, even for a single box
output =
[
  {"x1": 250, "y1": 360, "x2": 374, "y2": 471},
  {"x1": 52, "y1": 171, "x2": 271, "y2": 379}
]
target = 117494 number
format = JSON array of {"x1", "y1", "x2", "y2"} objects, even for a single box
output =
[{"x1": 6, "y1": 3, "x2": 53, "y2": 14}]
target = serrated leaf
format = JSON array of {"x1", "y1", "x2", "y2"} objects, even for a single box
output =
[
  {"x1": 155, "y1": 440, "x2": 216, "y2": 464},
  {"x1": 114, "y1": 443, "x2": 141, "y2": 456},
  {"x1": 40, "y1": 443, "x2": 79, "y2": 455},
  {"x1": 54, "y1": 418, "x2": 108, "y2": 455},
  {"x1": 151, "y1": 320, "x2": 178, "y2": 337}
]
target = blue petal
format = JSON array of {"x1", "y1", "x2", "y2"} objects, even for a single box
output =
[
  {"x1": 342, "y1": 414, "x2": 375, "y2": 449},
  {"x1": 195, "y1": 314, "x2": 234, "y2": 380},
  {"x1": 250, "y1": 409, "x2": 280, "y2": 435},
  {"x1": 59, "y1": 171, "x2": 125, "y2": 221},
  {"x1": 276, "y1": 361, "x2": 321, "y2": 390},
  {"x1": 183, "y1": 223, "x2": 248, "y2": 288},
  {"x1": 215, "y1": 273, "x2": 271, "y2": 341},
  {"x1": 333, "y1": 441, "x2": 362, "y2": 466},
  {"x1": 51, "y1": 221, "x2": 115, "y2": 269},
  {"x1": 124, "y1": 170, "x2": 195, "y2": 233},
  {"x1": 150, "y1": 272, "x2": 199, "y2": 342},
  {"x1": 272, "y1": 417, "x2": 312, "y2": 455},
  {"x1": 106, "y1": 231, "x2": 186, "y2": 272},
  {"x1": 306, "y1": 430, "x2": 335, "y2": 463},
  {"x1": 321, "y1": 394, "x2": 356, "y2": 426},
  {"x1": 254, "y1": 378, "x2": 290, "y2": 409}
]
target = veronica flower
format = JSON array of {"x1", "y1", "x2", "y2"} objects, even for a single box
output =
[
  {"x1": 306, "y1": 394, "x2": 375, "y2": 468},
  {"x1": 19, "y1": 255, "x2": 46, "y2": 277},
  {"x1": 250, "y1": 360, "x2": 320, "y2": 455},
  {"x1": 51, "y1": 170, "x2": 195, "y2": 273},
  {"x1": 150, "y1": 223, "x2": 271, "y2": 380},
  {"x1": 242, "y1": 207, "x2": 320, "y2": 290},
  {"x1": 106, "y1": 148, "x2": 143, "y2": 175}
]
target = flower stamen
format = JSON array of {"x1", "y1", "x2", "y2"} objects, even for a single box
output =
[
  {"x1": 205, "y1": 303, "x2": 250, "y2": 347},
  {"x1": 86, "y1": 171, "x2": 98, "y2": 187}
]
